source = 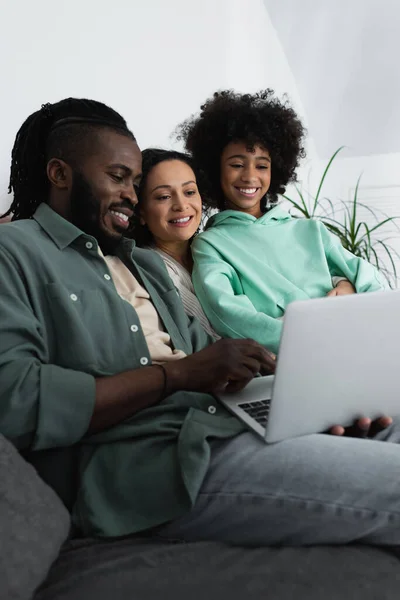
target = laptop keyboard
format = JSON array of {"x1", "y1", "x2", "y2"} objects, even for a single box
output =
[{"x1": 237, "y1": 399, "x2": 271, "y2": 428}]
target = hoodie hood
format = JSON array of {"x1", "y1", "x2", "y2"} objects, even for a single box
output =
[{"x1": 205, "y1": 204, "x2": 292, "y2": 230}]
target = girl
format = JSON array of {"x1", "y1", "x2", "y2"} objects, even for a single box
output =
[{"x1": 178, "y1": 90, "x2": 385, "y2": 354}]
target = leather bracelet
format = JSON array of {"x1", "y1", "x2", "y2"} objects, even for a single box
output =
[{"x1": 153, "y1": 363, "x2": 168, "y2": 400}]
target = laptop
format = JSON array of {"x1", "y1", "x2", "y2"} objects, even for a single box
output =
[{"x1": 217, "y1": 289, "x2": 400, "y2": 443}]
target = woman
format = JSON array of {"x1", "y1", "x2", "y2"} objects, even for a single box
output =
[
  {"x1": 133, "y1": 148, "x2": 219, "y2": 339},
  {"x1": 177, "y1": 90, "x2": 385, "y2": 354}
]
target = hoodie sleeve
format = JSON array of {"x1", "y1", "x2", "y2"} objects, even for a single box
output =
[
  {"x1": 192, "y1": 238, "x2": 283, "y2": 354},
  {"x1": 319, "y1": 223, "x2": 388, "y2": 292}
]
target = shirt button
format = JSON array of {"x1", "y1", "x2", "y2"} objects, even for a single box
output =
[
  {"x1": 104, "y1": 274, "x2": 111, "y2": 281},
  {"x1": 208, "y1": 405, "x2": 217, "y2": 415},
  {"x1": 130, "y1": 324, "x2": 139, "y2": 333},
  {"x1": 85, "y1": 241, "x2": 93, "y2": 250},
  {"x1": 70, "y1": 294, "x2": 78, "y2": 302},
  {"x1": 140, "y1": 357, "x2": 149, "y2": 366}
]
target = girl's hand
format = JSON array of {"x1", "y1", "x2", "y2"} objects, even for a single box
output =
[{"x1": 326, "y1": 280, "x2": 356, "y2": 297}]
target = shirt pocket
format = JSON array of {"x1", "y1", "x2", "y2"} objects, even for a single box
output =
[{"x1": 44, "y1": 283, "x2": 114, "y2": 372}]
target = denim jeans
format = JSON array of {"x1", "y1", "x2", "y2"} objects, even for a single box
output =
[{"x1": 157, "y1": 422, "x2": 400, "y2": 546}]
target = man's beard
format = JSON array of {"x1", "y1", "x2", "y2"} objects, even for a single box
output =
[{"x1": 70, "y1": 170, "x2": 121, "y2": 254}]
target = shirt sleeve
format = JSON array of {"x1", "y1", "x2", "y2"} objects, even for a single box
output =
[
  {"x1": 0, "y1": 246, "x2": 96, "y2": 451},
  {"x1": 331, "y1": 276, "x2": 347, "y2": 287},
  {"x1": 192, "y1": 239, "x2": 283, "y2": 354},
  {"x1": 320, "y1": 224, "x2": 388, "y2": 292}
]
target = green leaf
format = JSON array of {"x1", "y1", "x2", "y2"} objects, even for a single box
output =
[
  {"x1": 294, "y1": 184, "x2": 310, "y2": 215},
  {"x1": 350, "y1": 174, "x2": 362, "y2": 237},
  {"x1": 283, "y1": 196, "x2": 310, "y2": 218},
  {"x1": 318, "y1": 197, "x2": 336, "y2": 217},
  {"x1": 359, "y1": 217, "x2": 398, "y2": 239},
  {"x1": 377, "y1": 240, "x2": 398, "y2": 280},
  {"x1": 368, "y1": 244, "x2": 379, "y2": 268},
  {"x1": 313, "y1": 146, "x2": 345, "y2": 214}
]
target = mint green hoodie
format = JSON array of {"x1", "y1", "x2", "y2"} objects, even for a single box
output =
[{"x1": 192, "y1": 206, "x2": 386, "y2": 354}]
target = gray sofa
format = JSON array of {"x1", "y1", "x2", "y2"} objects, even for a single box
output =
[{"x1": 1, "y1": 435, "x2": 399, "y2": 600}]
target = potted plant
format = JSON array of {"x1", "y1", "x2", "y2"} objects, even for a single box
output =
[{"x1": 284, "y1": 147, "x2": 400, "y2": 288}]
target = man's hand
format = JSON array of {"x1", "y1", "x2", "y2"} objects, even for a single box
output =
[
  {"x1": 91, "y1": 339, "x2": 274, "y2": 433},
  {"x1": 328, "y1": 416, "x2": 393, "y2": 438},
  {"x1": 326, "y1": 280, "x2": 356, "y2": 297},
  {"x1": 164, "y1": 339, "x2": 276, "y2": 396}
]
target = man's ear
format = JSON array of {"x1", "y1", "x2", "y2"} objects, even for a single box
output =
[{"x1": 46, "y1": 159, "x2": 72, "y2": 190}]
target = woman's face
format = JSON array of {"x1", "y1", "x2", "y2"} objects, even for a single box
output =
[
  {"x1": 220, "y1": 141, "x2": 271, "y2": 217},
  {"x1": 140, "y1": 159, "x2": 202, "y2": 245}
]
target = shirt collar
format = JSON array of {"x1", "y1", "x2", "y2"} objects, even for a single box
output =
[
  {"x1": 33, "y1": 203, "x2": 86, "y2": 250},
  {"x1": 33, "y1": 202, "x2": 136, "y2": 254}
]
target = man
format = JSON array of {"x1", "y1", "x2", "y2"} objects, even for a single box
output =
[{"x1": 0, "y1": 98, "x2": 399, "y2": 545}]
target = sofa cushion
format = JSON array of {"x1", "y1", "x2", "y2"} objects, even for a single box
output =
[
  {"x1": 37, "y1": 536, "x2": 400, "y2": 600},
  {"x1": 0, "y1": 435, "x2": 70, "y2": 600}
]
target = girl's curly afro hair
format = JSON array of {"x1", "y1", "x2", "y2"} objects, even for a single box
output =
[{"x1": 176, "y1": 89, "x2": 306, "y2": 211}]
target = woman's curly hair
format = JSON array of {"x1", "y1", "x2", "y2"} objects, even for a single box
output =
[{"x1": 176, "y1": 89, "x2": 306, "y2": 211}]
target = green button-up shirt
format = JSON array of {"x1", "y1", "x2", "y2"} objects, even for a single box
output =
[{"x1": 0, "y1": 203, "x2": 244, "y2": 536}]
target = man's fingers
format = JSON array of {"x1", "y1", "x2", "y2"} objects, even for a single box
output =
[
  {"x1": 241, "y1": 357, "x2": 262, "y2": 376},
  {"x1": 368, "y1": 416, "x2": 393, "y2": 437},
  {"x1": 346, "y1": 417, "x2": 392, "y2": 439},
  {"x1": 330, "y1": 423, "x2": 368, "y2": 438},
  {"x1": 261, "y1": 362, "x2": 276, "y2": 375},
  {"x1": 224, "y1": 373, "x2": 254, "y2": 394},
  {"x1": 329, "y1": 417, "x2": 392, "y2": 439},
  {"x1": 326, "y1": 289, "x2": 337, "y2": 297},
  {"x1": 378, "y1": 416, "x2": 393, "y2": 427},
  {"x1": 356, "y1": 417, "x2": 371, "y2": 430},
  {"x1": 254, "y1": 348, "x2": 276, "y2": 372},
  {"x1": 260, "y1": 354, "x2": 276, "y2": 374},
  {"x1": 329, "y1": 425, "x2": 345, "y2": 436},
  {"x1": 235, "y1": 340, "x2": 276, "y2": 373},
  {"x1": 348, "y1": 418, "x2": 371, "y2": 438}
]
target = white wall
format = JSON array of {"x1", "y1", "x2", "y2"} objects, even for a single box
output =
[
  {"x1": 0, "y1": 0, "x2": 312, "y2": 213},
  {"x1": 262, "y1": 0, "x2": 400, "y2": 280},
  {"x1": 312, "y1": 152, "x2": 400, "y2": 205},
  {"x1": 0, "y1": 0, "x2": 229, "y2": 211},
  {"x1": 264, "y1": 0, "x2": 400, "y2": 159},
  {"x1": 224, "y1": 0, "x2": 318, "y2": 186}
]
